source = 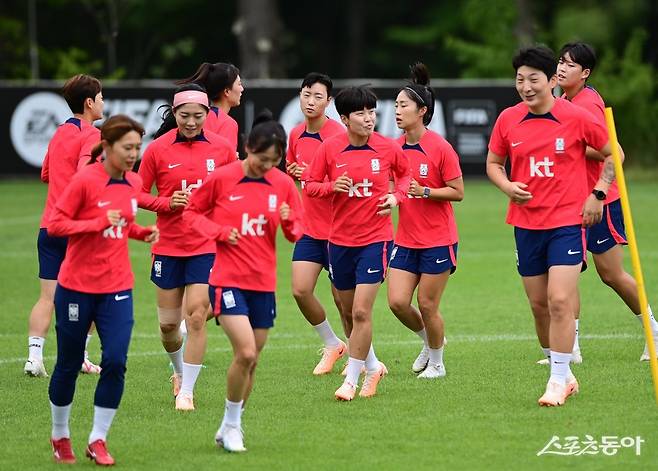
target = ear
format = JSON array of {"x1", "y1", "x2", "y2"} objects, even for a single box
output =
[
  {"x1": 548, "y1": 74, "x2": 558, "y2": 89},
  {"x1": 84, "y1": 96, "x2": 95, "y2": 110},
  {"x1": 339, "y1": 114, "x2": 349, "y2": 126},
  {"x1": 581, "y1": 68, "x2": 591, "y2": 81}
]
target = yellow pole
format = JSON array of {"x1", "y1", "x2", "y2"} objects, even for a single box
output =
[{"x1": 604, "y1": 107, "x2": 658, "y2": 405}]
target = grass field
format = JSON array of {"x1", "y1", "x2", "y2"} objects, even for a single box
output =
[{"x1": 1, "y1": 178, "x2": 657, "y2": 470}]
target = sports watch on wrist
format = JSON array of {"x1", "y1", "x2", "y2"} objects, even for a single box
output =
[
  {"x1": 423, "y1": 187, "x2": 430, "y2": 198},
  {"x1": 592, "y1": 189, "x2": 606, "y2": 201}
]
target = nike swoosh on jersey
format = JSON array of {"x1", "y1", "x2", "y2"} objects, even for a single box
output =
[
  {"x1": 229, "y1": 195, "x2": 244, "y2": 201},
  {"x1": 97, "y1": 201, "x2": 111, "y2": 207},
  {"x1": 114, "y1": 294, "x2": 130, "y2": 301},
  {"x1": 335, "y1": 163, "x2": 347, "y2": 168},
  {"x1": 511, "y1": 142, "x2": 523, "y2": 147},
  {"x1": 168, "y1": 163, "x2": 182, "y2": 169}
]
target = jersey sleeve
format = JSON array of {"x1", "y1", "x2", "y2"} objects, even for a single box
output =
[
  {"x1": 488, "y1": 113, "x2": 508, "y2": 157},
  {"x1": 137, "y1": 145, "x2": 173, "y2": 213},
  {"x1": 182, "y1": 174, "x2": 235, "y2": 242},
  {"x1": 77, "y1": 130, "x2": 99, "y2": 170},
  {"x1": 225, "y1": 119, "x2": 239, "y2": 151},
  {"x1": 390, "y1": 144, "x2": 411, "y2": 203},
  {"x1": 286, "y1": 132, "x2": 296, "y2": 166},
  {"x1": 48, "y1": 179, "x2": 108, "y2": 236},
  {"x1": 580, "y1": 109, "x2": 609, "y2": 152},
  {"x1": 280, "y1": 177, "x2": 305, "y2": 242},
  {"x1": 41, "y1": 151, "x2": 50, "y2": 183},
  {"x1": 305, "y1": 141, "x2": 333, "y2": 197},
  {"x1": 128, "y1": 223, "x2": 152, "y2": 241},
  {"x1": 439, "y1": 142, "x2": 463, "y2": 182}
]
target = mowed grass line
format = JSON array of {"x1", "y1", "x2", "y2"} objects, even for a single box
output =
[{"x1": 0, "y1": 178, "x2": 657, "y2": 470}]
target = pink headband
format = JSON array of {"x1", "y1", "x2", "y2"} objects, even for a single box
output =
[{"x1": 172, "y1": 90, "x2": 209, "y2": 108}]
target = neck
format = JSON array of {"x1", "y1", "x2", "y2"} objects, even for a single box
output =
[
  {"x1": 241, "y1": 159, "x2": 259, "y2": 179},
  {"x1": 404, "y1": 122, "x2": 426, "y2": 145},
  {"x1": 103, "y1": 159, "x2": 124, "y2": 179},
  {"x1": 306, "y1": 115, "x2": 327, "y2": 134},
  {"x1": 528, "y1": 95, "x2": 556, "y2": 115},
  {"x1": 219, "y1": 100, "x2": 231, "y2": 114},
  {"x1": 563, "y1": 82, "x2": 586, "y2": 100},
  {"x1": 75, "y1": 112, "x2": 95, "y2": 124},
  {"x1": 347, "y1": 130, "x2": 369, "y2": 147}
]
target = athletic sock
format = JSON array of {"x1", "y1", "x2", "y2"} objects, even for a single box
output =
[
  {"x1": 345, "y1": 357, "x2": 365, "y2": 386},
  {"x1": 50, "y1": 402, "x2": 72, "y2": 440},
  {"x1": 549, "y1": 351, "x2": 571, "y2": 386},
  {"x1": 573, "y1": 319, "x2": 580, "y2": 352},
  {"x1": 28, "y1": 336, "x2": 45, "y2": 361},
  {"x1": 179, "y1": 362, "x2": 202, "y2": 396},
  {"x1": 364, "y1": 344, "x2": 379, "y2": 371},
  {"x1": 313, "y1": 319, "x2": 341, "y2": 347},
  {"x1": 223, "y1": 399, "x2": 243, "y2": 427},
  {"x1": 415, "y1": 328, "x2": 428, "y2": 346},
  {"x1": 541, "y1": 347, "x2": 551, "y2": 359},
  {"x1": 428, "y1": 346, "x2": 444, "y2": 366},
  {"x1": 89, "y1": 406, "x2": 117, "y2": 443},
  {"x1": 167, "y1": 346, "x2": 184, "y2": 376}
]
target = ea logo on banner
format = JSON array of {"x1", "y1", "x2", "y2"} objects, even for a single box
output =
[{"x1": 10, "y1": 92, "x2": 71, "y2": 168}]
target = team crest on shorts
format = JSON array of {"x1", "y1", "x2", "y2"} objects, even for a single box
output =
[
  {"x1": 154, "y1": 260, "x2": 162, "y2": 278},
  {"x1": 268, "y1": 194, "x2": 277, "y2": 212},
  {"x1": 206, "y1": 159, "x2": 216, "y2": 173},
  {"x1": 419, "y1": 163, "x2": 428, "y2": 177},
  {"x1": 68, "y1": 303, "x2": 79, "y2": 322},
  {"x1": 555, "y1": 138, "x2": 565, "y2": 153},
  {"x1": 371, "y1": 159, "x2": 380, "y2": 173},
  {"x1": 222, "y1": 290, "x2": 236, "y2": 309}
]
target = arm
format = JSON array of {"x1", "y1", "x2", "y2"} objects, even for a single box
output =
[
  {"x1": 279, "y1": 180, "x2": 305, "y2": 243},
  {"x1": 586, "y1": 142, "x2": 624, "y2": 162},
  {"x1": 390, "y1": 146, "x2": 411, "y2": 204},
  {"x1": 182, "y1": 176, "x2": 238, "y2": 243},
  {"x1": 486, "y1": 150, "x2": 532, "y2": 204},
  {"x1": 48, "y1": 182, "x2": 110, "y2": 236},
  {"x1": 304, "y1": 143, "x2": 334, "y2": 197},
  {"x1": 41, "y1": 152, "x2": 50, "y2": 183},
  {"x1": 128, "y1": 223, "x2": 159, "y2": 242},
  {"x1": 582, "y1": 141, "x2": 617, "y2": 227},
  {"x1": 409, "y1": 177, "x2": 464, "y2": 201},
  {"x1": 137, "y1": 147, "x2": 178, "y2": 213}
]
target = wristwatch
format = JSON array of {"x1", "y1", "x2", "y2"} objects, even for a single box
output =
[
  {"x1": 423, "y1": 187, "x2": 430, "y2": 198},
  {"x1": 592, "y1": 189, "x2": 606, "y2": 201}
]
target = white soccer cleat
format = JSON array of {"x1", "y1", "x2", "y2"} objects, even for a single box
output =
[
  {"x1": 640, "y1": 340, "x2": 658, "y2": 361},
  {"x1": 24, "y1": 358, "x2": 48, "y2": 377},
  {"x1": 175, "y1": 392, "x2": 195, "y2": 411},
  {"x1": 215, "y1": 424, "x2": 246, "y2": 452},
  {"x1": 417, "y1": 363, "x2": 446, "y2": 379},
  {"x1": 412, "y1": 346, "x2": 429, "y2": 373},
  {"x1": 80, "y1": 357, "x2": 102, "y2": 374},
  {"x1": 571, "y1": 349, "x2": 583, "y2": 364}
]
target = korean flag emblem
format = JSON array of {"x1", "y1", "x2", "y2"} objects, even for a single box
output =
[
  {"x1": 268, "y1": 194, "x2": 277, "y2": 212},
  {"x1": 555, "y1": 138, "x2": 565, "y2": 153},
  {"x1": 206, "y1": 159, "x2": 216, "y2": 173},
  {"x1": 371, "y1": 158, "x2": 380, "y2": 173},
  {"x1": 419, "y1": 163, "x2": 428, "y2": 177}
]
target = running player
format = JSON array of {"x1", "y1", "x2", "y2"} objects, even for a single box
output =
[
  {"x1": 25, "y1": 74, "x2": 103, "y2": 378},
  {"x1": 183, "y1": 111, "x2": 303, "y2": 452},
  {"x1": 286, "y1": 73, "x2": 347, "y2": 375},
  {"x1": 388, "y1": 63, "x2": 463, "y2": 379},
  {"x1": 138, "y1": 84, "x2": 235, "y2": 411},
  {"x1": 306, "y1": 86, "x2": 411, "y2": 401},
  {"x1": 47, "y1": 115, "x2": 158, "y2": 465},
  {"x1": 556, "y1": 42, "x2": 657, "y2": 362},
  {"x1": 486, "y1": 46, "x2": 615, "y2": 407},
  {"x1": 176, "y1": 62, "x2": 243, "y2": 151}
]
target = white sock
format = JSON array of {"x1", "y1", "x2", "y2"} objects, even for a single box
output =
[
  {"x1": 222, "y1": 399, "x2": 243, "y2": 427},
  {"x1": 179, "y1": 362, "x2": 202, "y2": 396},
  {"x1": 549, "y1": 351, "x2": 571, "y2": 386},
  {"x1": 28, "y1": 336, "x2": 45, "y2": 361},
  {"x1": 313, "y1": 319, "x2": 341, "y2": 347},
  {"x1": 89, "y1": 406, "x2": 117, "y2": 444},
  {"x1": 364, "y1": 344, "x2": 379, "y2": 371},
  {"x1": 84, "y1": 334, "x2": 93, "y2": 359},
  {"x1": 345, "y1": 357, "x2": 365, "y2": 385},
  {"x1": 541, "y1": 347, "x2": 551, "y2": 359},
  {"x1": 179, "y1": 320, "x2": 188, "y2": 339},
  {"x1": 573, "y1": 319, "x2": 580, "y2": 352},
  {"x1": 167, "y1": 346, "x2": 184, "y2": 376},
  {"x1": 50, "y1": 402, "x2": 72, "y2": 440},
  {"x1": 415, "y1": 328, "x2": 428, "y2": 346},
  {"x1": 636, "y1": 305, "x2": 658, "y2": 333},
  {"x1": 428, "y1": 346, "x2": 444, "y2": 366}
]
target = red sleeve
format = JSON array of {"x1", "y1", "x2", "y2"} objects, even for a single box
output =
[
  {"x1": 226, "y1": 120, "x2": 239, "y2": 151},
  {"x1": 137, "y1": 145, "x2": 173, "y2": 213},
  {"x1": 48, "y1": 179, "x2": 108, "y2": 236},
  {"x1": 390, "y1": 145, "x2": 411, "y2": 203},
  {"x1": 77, "y1": 131, "x2": 98, "y2": 170},
  {"x1": 286, "y1": 132, "x2": 296, "y2": 166},
  {"x1": 580, "y1": 109, "x2": 609, "y2": 151},
  {"x1": 220, "y1": 141, "x2": 238, "y2": 166},
  {"x1": 41, "y1": 152, "x2": 50, "y2": 183},
  {"x1": 305, "y1": 141, "x2": 333, "y2": 197},
  {"x1": 128, "y1": 224, "x2": 151, "y2": 241},
  {"x1": 182, "y1": 174, "x2": 235, "y2": 242},
  {"x1": 488, "y1": 113, "x2": 508, "y2": 157},
  {"x1": 439, "y1": 142, "x2": 462, "y2": 182},
  {"x1": 280, "y1": 178, "x2": 305, "y2": 242}
]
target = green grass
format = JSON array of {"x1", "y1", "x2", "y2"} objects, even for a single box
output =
[{"x1": 1, "y1": 178, "x2": 657, "y2": 470}]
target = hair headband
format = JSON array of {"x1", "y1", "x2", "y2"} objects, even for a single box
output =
[
  {"x1": 173, "y1": 90, "x2": 209, "y2": 109},
  {"x1": 404, "y1": 86, "x2": 426, "y2": 106}
]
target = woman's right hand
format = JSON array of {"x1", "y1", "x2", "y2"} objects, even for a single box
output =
[
  {"x1": 333, "y1": 172, "x2": 352, "y2": 193},
  {"x1": 169, "y1": 190, "x2": 190, "y2": 209},
  {"x1": 106, "y1": 209, "x2": 122, "y2": 226}
]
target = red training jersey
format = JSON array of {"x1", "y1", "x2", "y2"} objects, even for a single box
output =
[
  {"x1": 48, "y1": 162, "x2": 151, "y2": 294},
  {"x1": 286, "y1": 118, "x2": 344, "y2": 240},
  {"x1": 205, "y1": 106, "x2": 239, "y2": 152},
  {"x1": 488, "y1": 97, "x2": 609, "y2": 230},
  {"x1": 395, "y1": 130, "x2": 462, "y2": 248},
  {"x1": 306, "y1": 131, "x2": 411, "y2": 246},
  {"x1": 567, "y1": 86, "x2": 620, "y2": 204},
  {"x1": 40, "y1": 118, "x2": 100, "y2": 228},
  {"x1": 138, "y1": 129, "x2": 236, "y2": 256},
  {"x1": 183, "y1": 160, "x2": 304, "y2": 292}
]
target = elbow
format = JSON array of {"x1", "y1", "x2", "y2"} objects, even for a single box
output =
[{"x1": 454, "y1": 190, "x2": 464, "y2": 202}]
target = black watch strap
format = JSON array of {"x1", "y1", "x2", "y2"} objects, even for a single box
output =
[{"x1": 592, "y1": 189, "x2": 606, "y2": 201}]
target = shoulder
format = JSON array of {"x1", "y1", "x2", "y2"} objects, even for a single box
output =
[
  {"x1": 371, "y1": 132, "x2": 403, "y2": 153},
  {"x1": 125, "y1": 171, "x2": 143, "y2": 189},
  {"x1": 267, "y1": 167, "x2": 296, "y2": 187},
  {"x1": 322, "y1": 131, "x2": 347, "y2": 149},
  {"x1": 321, "y1": 118, "x2": 345, "y2": 138},
  {"x1": 423, "y1": 130, "x2": 454, "y2": 152},
  {"x1": 147, "y1": 129, "x2": 175, "y2": 151},
  {"x1": 205, "y1": 131, "x2": 233, "y2": 151}
]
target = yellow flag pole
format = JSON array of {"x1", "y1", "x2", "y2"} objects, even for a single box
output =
[{"x1": 604, "y1": 107, "x2": 658, "y2": 405}]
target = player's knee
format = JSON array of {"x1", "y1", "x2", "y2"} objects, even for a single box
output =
[
  {"x1": 417, "y1": 297, "x2": 438, "y2": 317},
  {"x1": 159, "y1": 324, "x2": 181, "y2": 343},
  {"x1": 528, "y1": 299, "x2": 549, "y2": 316},
  {"x1": 388, "y1": 296, "x2": 408, "y2": 315},
  {"x1": 352, "y1": 307, "x2": 372, "y2": 324},
  {"x1": 548, "y1": 294, "x2": 572, "y2": 318},
  {"x1": 596, "y1": 265, "x2": 622, "y2": 287},
  {"x1": 292, "y1": 284, "x2": 312, "y2": 300},
  {"x1": 185, "y1": 308, "x2": 207, "y2": 330},
  {"x1": 235, "y1": 348, "x2": 257, "y2": 369},
  {"x1": 99, "y1": 356, "x2": 126, "y2": 378}
]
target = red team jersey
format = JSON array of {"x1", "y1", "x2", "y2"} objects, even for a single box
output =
[
  {"x1": 488, "y1": 98, "x2": 608, "y2": 230},
  {"x1": 286, "y1": 118, "x2": 344, "y2": 240},
  {"x1": 567, "y1": 86, "x2": 620, "y2": 204},
  {"x1": 138, "y1": 129, "x2": 235, "y2": 256},
  {"x1": 40, "y1": 118, "x2": 100, "y2": 228},
  {"x1": 205, "y1": 107, "x2": 239, "y2": 151},
  {"x1": 306, "y1": 132, "x2": 411, "y2": 246},
  {"x1": 395, "y1": 131, "x2": 462, "y2": 248},
  {"x1": 183, "y1": 161, "x2": 304, "y2": 292},
  {"x1": 48, "y1": 163, "x2": 151, "y2": 293}
]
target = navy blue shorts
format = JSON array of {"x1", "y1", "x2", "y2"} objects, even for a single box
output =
[
  {"x1": 209, "y1": 286, "x2": 276, "y2": 329},
  {"x1": 389, "y1": 243, "x2": 458, "y2": 275},
  {"x1": 292, "y1": 234, "x2": 330, "y2": 271},
  {"x1": 587, "y1": 199, "x2": 628, "y2": 254},
  {"x1": 37, "y1": 228, "x2": 68, "y2": 280},
  {"x1": 150, "y1": 253, "x2": 214, "y2": 289},
  {"x1": 514, "y1": 225, "x2": 587, "y2": 277},
  {"x1": 328, "y1": 241, "x2": 393, "y2": 290}
]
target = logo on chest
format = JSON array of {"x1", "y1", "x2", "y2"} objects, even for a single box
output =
[
  {"x1": 268, "y1": 194, "x2": 278, "y2": 212},
  {"x1": 555, "y1": 138, "x2": 565, "y2": 153},
  {"x1": 206, "y1": 159, "x2": 215, "y2": 173},
  {"x1": 419, "y1": 163, "x2": 428, "y2": 178},
  {"x1": 371, "y1": 159, "x2": 380, "y2": 174}
]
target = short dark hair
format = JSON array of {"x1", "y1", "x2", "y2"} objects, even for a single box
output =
[
  {"x1": 300, "y1": 72, "x2": 333, "y2": 96},
  {"x1": 559, "y1": 42, "x2": 597, "y2": 75},
  {"x1": 176, "y1": 62, "x2": 240, "y2": 102},
  {"x1": 247, "y1": 109, "x2": 287, "y2": 159},
  {"x1": 334, "y1": 86, "x2": 377, "y2": 117},
  {"x1": 512, "y1": 46, "x2": 557, "y2": 80},
  {"x1": 61, "y1": 74, "x2": 102, "y2": 114}
]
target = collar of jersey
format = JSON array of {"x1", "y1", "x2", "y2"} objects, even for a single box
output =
[
  {"x1": 174, "y1": 131, "x2": 209, "y2": 144},
  {"x1": 342, "y1": 143, "x2": 375, "y2": 153}
]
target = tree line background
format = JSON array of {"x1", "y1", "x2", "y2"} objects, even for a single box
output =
[{"x1": 1, "y1": 0, "x2": 657, "y2": 166}]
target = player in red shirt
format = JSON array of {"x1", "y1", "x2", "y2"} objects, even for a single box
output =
[
  {"x1": 183, "y1": 112, "x2": 303, "y2": 452},
  {"x1": 177, "y1": 62, "x2": 243, "y2": 152},
  {"x1": 139, "y1": 84, "x2": 236, "y2": 411},
  {"x1": 387, "y1": 63, "x2": 464, "y2": 379},
  {"x1": 306, "y1": 86, "x2": 411, "y2": 401},
  {"x1": 285, "y1": 73, "x2": 347, "y2": 375},
  {"x1": 487, "y1": 46, "x2": 615, "y2": 407},
  {"x1": 47, "y1": 115, "x2": 158, "y2": 466},
  {"x1": 556, "y1": 42, "x2": 657, "y2": 362},
  {"x1": 25, "y1": 74, "x2": 104, "y2": 378}
]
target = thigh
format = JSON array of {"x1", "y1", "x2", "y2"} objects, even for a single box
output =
[
  {"x1": 292, "y1": 235, "x2": 330, "y2": 270},
  {"x1": 220, "y1": 315, "x2": 257, "y2": 354},
  {"x1": 588, "y1": 200, "x2": 627, "y2": 254},
  {"x1": 53, "y1": 285, "x2": 94, "y2": 359},
  {"x1": 547, "y1": 264, "x2": 581, "y2": 307},
  {"x1": 291, "y1": 261, "x2": 324, "y2": 293},
  {"x1": 388, "y1": 245, "x2": 420, "y2": 275},
  {"x1": 352, "y1": 282, "x2": 381, "y2": 317},
  {"x1": 38, "y1": 228, "x2": 67, "y2": 280},
  {"x1": 253, "y1": 329, "x2": 269, "y2": 354},
  {"x1": 387, "y1": 267, "x2": 419, "y2": 306},
  {"x1": 592, "y1": 244, "x2": 624, "y2": 275},
  {"x1": 151, "y1": 255, "x2": 186, "y2": 289},
  {"x1": 355, "y1": 241, "x2": 390, "y2": 286},
  {"x1": 416, "y1": 271, "x2": 450, "y2": 308},
  {"x1": 336, "y1": 288, "x2": 355, "y2": 316},
  {"x1": 157, "y1": 286, "x2": 185, "y2": 309},
  {"x1": 521, "y1": 273, "x2": 549, "y2": 307},
  {"x1": 185, "y1": 283, "x2": 210, "y2": 313}
]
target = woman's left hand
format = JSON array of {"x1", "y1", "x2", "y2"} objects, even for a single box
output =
[
  {"x1": 279, "y1": 202, "x2": 290, "y2": 221},
  {"x1": 145, "y1": 225, "x2": 159, "y2": 243}
]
